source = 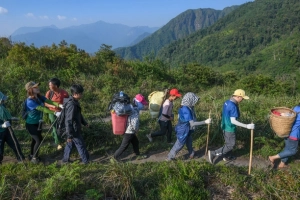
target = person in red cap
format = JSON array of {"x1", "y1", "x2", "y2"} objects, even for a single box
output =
[{"x1": 146, "y1": 88, "x2": 181, "y2": 144}]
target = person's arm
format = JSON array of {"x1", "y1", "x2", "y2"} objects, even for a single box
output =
[
  {"x1": 35, "y1": 106, "x2": 55, "y2": 114},
  {"x1": 230, "y1": 117, "x2": 254, "y2": 129},
  {"x1": 161, "y1": 101, "x2": 171, "y2": 119},
  {"x1": 44, "y1": 99, "x2": 60, "y2": 107},
  {"x1": 189, "y1": 119, "x2": 211, "y2": 127},
  {"x1": 80, "y1": 114, "x2": 88, "y2": 126}
]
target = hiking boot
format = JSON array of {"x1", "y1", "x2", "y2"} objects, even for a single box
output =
[
  {"x1": 223, "y1": 156, "x2": 236, "y2": 162},
  {"x1": 31, "y1": 157, "x2": 40, "y2": 164},
  {"x1": 189, "y1": 151, "x2": 195, "y2": 159},
  {"x1": 208, "y1": 150, "x2": 215, "y2": 164},
  {"x1": 146, "y1": 134, "x2": 153, "y2": 142}
]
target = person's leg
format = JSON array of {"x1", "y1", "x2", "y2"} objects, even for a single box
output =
[
  {"x1": 72, "y1": 135, "x2": 89, "y2": 164},
  {"x1": 166, "y1": 120, "x2": 173, "y2": 143},
  {"x1": 0, "y1": 131, "x2": 5, "y2": 163},
  {"x1": 131, "y1": 134, "x2": 140, "y2": 155},
  {"x1": 62, "y1": 140, "x2": 74, "y2": 162},
  {"x1": 31, "y1": 133, "x2": 43, "y2": 158},
  {"x1": 26, "y1": 123, "x2": 42, "y2": 158},
  {"x1": 151, "y1": 120, "x2": 168, "y2": 138},
  {"x1": 167, "y1": 139, "x2": 184, "y2": 160},
  {"x1": 185, "y1": 133, "x2": 194, "y2": 157},
  {"x1": 114, "y1": 134, "x2": 131, "y2": 159},
  {"x1": 214, "y1": 131, "x2": 236, "y2": 156},
  {"x1": 4, "y1": 129, "x2": 25, "y2": 160},
  {"x1": 276, "y1": 138, "x2": 298, "y2": 167},
  {"x1": 49, "y1": 113, "x2": 62, "y2": 146}
]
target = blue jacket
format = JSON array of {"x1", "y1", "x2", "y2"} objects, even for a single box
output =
[
  {"x1": 175, "y1": 106, "x2": 195, "y2": 144},
  {"x1": 289, "y1": 105, "x2": 300, "y2": 140}
]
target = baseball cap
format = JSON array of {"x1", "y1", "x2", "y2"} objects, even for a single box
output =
[
  {"x1": 169, "y1": 88, "x2": 182, "y2": 97},
  {"x1": 232, "y1": 89, "x2": 249, "y2": 99},
  {"x1": 25, "y1": 81, "x2": 40, "y2": 91}
]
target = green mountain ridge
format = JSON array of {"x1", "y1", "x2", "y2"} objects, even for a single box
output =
[
  {"x1": 114, "y1": 6, "x2": 238, "y2": 60},
  {"x1": 157, "y1": 0, "x2": 300, "y2": 75}
]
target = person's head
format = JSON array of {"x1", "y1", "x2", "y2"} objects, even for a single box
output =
[
  {"x1": 168, "y1": 88, "x2": 182, "y2": 101},
  {"x1": 48, "y1": 78, "x2": 61, "y2": 91},
  {"x1": 232, "y1": 89, "x2": 249, "y2": 103},
  {"x1": 70, "y1": 84, "x2": 84, "y2": 100},
  {"x1": 25, "y1": 81, "x2": 40, "y2": 97},
  {"x1": 0, "y1": 91, "x2": 8, "y2": 105},
  {"x1": 134, "y1": 94, "x2": 148, "y2": 110},
  {"x1": 181, "y1": 92, "x2": 199, "y2": 107}
]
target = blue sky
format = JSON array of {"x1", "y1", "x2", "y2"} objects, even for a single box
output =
[{"x1": 0, "y1": 0, "x2": 253, "y2": 37}]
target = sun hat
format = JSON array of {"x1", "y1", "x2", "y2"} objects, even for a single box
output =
[
  {"x1": 25, "y1": 81, "x2": 40, "y2": 91},
  {"x1": 135, "y1": 94, "x2": 148, "y2": 105},
  {"x1": 232, "y1": 89, "x2": 249, "y2": 99},
  {"x1": 169, "y1": 88, "x2": 182, "y2": 97}
]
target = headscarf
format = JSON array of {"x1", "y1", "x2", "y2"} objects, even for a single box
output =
[{"x1": 181, "y1": 92, "x2": 199, "y2": 107}]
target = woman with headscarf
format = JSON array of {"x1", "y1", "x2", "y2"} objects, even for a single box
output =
[
  {"x1": 0, "y1": 91, "x2": 25, "y2": 164},
  {"x1": 166, "y1": 92, "x2": 211, "y2": 161}
]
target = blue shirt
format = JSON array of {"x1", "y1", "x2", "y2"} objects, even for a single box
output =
[
  {"x1": 25, "y1": 96, "x2": 47, "y2": 124},
  {"x1": 221, "y1": 99, "x2": 240, "y2": 133},
  {"x1": 289, "y1": 105, "x2": 300, "y2": 140},
  {"x1": 176, "y1": 106, "x2": 195, "y2": 144}
]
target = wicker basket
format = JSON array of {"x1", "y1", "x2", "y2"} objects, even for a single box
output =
[{"x1": 269, "y1": 107, "x2": 296, "y2": 138}]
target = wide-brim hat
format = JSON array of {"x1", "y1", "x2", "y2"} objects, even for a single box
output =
[{"x1": 25, "y1": 81, "x2": 40, "y2": 91}]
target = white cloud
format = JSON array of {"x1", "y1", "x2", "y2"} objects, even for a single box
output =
[
  {"x1": 26, "y1": 13, "x2": 35, "y2": 18},
  {"x1": 72, "y1": 17, "x2": 77, "y2": 21},
  {"x1": 57, "y1": 15, "x2": 66, "y2": 20},
  {"x1": 39, "y1": 15, "x2": 49, "y2": 20},
  {"x1": 0, "y1": 7, "x2": 8, "y2": 14}
]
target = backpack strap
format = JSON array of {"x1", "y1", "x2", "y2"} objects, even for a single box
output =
[{"x1": 49, "y1": 90, "x2": 54, "y2": 100}]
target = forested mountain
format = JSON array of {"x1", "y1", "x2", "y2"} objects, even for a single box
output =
[
  {"x1": 114, "y1": 6, "x2": 238, "y2": 60},
  {"x1": 157, "y1": 0, "x2": 300, "y2": 75},
  {"x1": 11, "y1": 21, "x2": 159, "y2": 53}
]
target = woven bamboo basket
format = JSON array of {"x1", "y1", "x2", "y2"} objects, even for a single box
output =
[{"x1": 269, "y1": 107, "x2": 296, "y2": 138}]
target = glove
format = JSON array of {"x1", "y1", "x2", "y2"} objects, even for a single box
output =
[
  {"x1": 59, "y1": 104, "x2": 64, "y2": 109},
  {"x1": 246, "y1": 123, "x2": 255, "y2": 130},
  {"x1": 1, "y1": 121, "x2": 11, "y2": 128},
  {"x1": 204, "y1": 118, "x2": 212, "y2": 124},
  {"x1": 55, "y1": 111, "x2": 61, "y2": 117}
]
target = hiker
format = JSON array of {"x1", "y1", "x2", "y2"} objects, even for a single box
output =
[
  {"x1": 0, "y1": 91, "x2": 25, "y2": 164},
  {"x1": 146, "y1": 88, "x2": 182, "y2": 144},
  {"x1": 113, "y1": 101, "x2": 146, "y2": 160},
  {"x1": 268, "y1": 104, "x2": 300, "y2": 169},
  {"x1": 44, "y1": 78, "x2": 69, "y2": 150},
  {"x1": 133, "y1": 94, "x2": 148, "y2": 111},
  {"x1": 61, "y1": 84, "x2": 90, "y2": 164},
  {"x1": 24, "y1": 81, "x2": 63, "y2": 164},
  {"x1": 166, "y1": 92, "x2": 211, "y2": 161},
  {"x1": 208, "y1": 89, "x2": 255, "y2": 164}
]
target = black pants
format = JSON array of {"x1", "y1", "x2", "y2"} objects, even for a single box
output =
[
  {"x1": 26, "y1": 123, "x2": 43, "y2": 158},
  {"x1": 114, "y1": 134, "x2": 140, "y2": 159},
  {"x1": 0, "y1": 128, "x2": 25, "y2": 162},
  {"x1": 151, "y1": 120, "x2": 172, "y2": 143}
]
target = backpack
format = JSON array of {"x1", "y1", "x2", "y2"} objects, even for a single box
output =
[
  {"x1": 148, "y1": 89, "x2": 169, "y2": 118},
  {"x1": 48, "y1": 90, "x2": 55, "y2": 100},
  {"x1": 108, "y1": 91, "x2": 130, "y2": 111},
  {"x1": 21, "y1": 99, "x2": 28, "y2": 120},
  {"x1": 55, "y1": 100, "x2": 70, "y2": 139}
]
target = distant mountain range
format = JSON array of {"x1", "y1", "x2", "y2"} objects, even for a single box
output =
[
  {"x1": 11, "y1": 21, "x2": 159, "y2": 53},
  {"x1": 114, "y1": 6, "x2": 238, "y2": 60}
]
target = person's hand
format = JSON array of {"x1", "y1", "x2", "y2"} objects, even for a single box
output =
[
  {"x1": 205, "y1": 118, "x2": 212, "y2": 124},
  {"x1": 58, "y1": 104, "x2": 64, "y2": 109},
  {"x1": 1, "y1": 121, "x2": 11, "y2": 128},
  {"x1": 246, "y1": 123, "x2": 255, "y2": 130},
  {"x1": 54, "y1": 111, "x2": 61, "y2": 117}
]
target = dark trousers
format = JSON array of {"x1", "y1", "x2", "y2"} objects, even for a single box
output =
[
  {"x1": 62, "y1": 134, "x2": 89, "y2": 164},
  {"x1": 114, "y1": 133, "x2": 140, "y2": 159},
  {"x1": 0, "y1": 129, "x2": 25, "y2": 162},
  {"x1": 26, "y1": 123, "x2": 43, "y2": 158},
  {"x1": 214, "y1": 131, "x2": 236, "y2": 156},
  {"x1": 151, "y1": 120, "x2": 172, "y2": 143}
]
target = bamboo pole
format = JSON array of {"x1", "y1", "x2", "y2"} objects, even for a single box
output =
[
  {"x1": 248, "y1": 122, "x2": 254, "y2": 175},
  {"x1": 205, "y1": 110, "x2": 211, "y2": 156}
]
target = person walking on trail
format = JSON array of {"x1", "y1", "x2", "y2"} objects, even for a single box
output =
[
  {"x1": 268, "y1": 104, "x2": 300, "y2": 169},
  {"x1": 61, "y1": 84, "x2": 90, "y2": 164},
  {"x1": 0, "y1": 92, "x2": 25, "y2": 164},
  {"x1": 24, "y1": 81, "x2": 63, "y2": 164},
  {"x1": 208, "y1": 89, "x2": 255, "y2": 164},
  {"x1": 146, "y1": 88, "x2": 182, "y2": 144},
  {"x1": 44, "y1": 78, "x2": 69, "y2": 150},
  {"x1": 166, "y1": 92, "x2": 211, "y2": 161},
  {"x1": 114, "y1": 101, "x2": 147, "y2": 160}
]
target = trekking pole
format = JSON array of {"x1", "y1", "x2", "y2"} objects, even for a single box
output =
[
  {"x1": 32, "y1": 116, "x2": 59, "y2": 159},
  {"x1": 205, "y1": 110, "x2": 211, "y2": 156},
  {"x1": 248, "y1": 121, "x2": 254, "y2": 175}
]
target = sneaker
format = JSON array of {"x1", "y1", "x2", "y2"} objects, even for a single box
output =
[
  {"x1": 57, "y1": 144, "x2": 63, "y2": 150},
  {"x1": 208, "y1": 150, "x2": 215, "y2": 164},
  {"x1": 223, "y1": 156, "x2": 236, "y2": 162},
  {"x1": 189, "y1": 151, "x2": 195, "y2": 159},
  {"x1": 31, "y1": 157, "x2": 40, "y2": 164},
  {"x1": 146, "y1": 134, "x2": 153, "y2": 142}
]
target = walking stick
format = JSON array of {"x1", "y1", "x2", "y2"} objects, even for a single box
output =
[
  {"x1": 248, "y1": 122, "x2": 254, "y2": 175},
  {"x1": 205, "y1": 110, "x2": 211, "y2": 156}
]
